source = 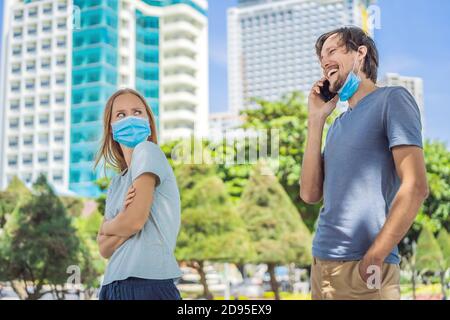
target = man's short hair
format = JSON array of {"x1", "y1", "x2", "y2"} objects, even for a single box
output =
[{"x1": 315, "y1": 26, "x2": 379, "y2": 83}]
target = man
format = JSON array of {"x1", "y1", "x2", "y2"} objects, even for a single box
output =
[{"x1": 299, "y1": 26, "x2": 429, "y2": 300}]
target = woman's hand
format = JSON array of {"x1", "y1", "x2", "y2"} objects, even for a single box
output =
[{"x1": 123, "y1": 185, "x2": 136, "y2": 209}]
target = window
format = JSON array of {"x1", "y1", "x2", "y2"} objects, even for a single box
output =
[
  {"x1": 57, "y1": 19, "x2": 66, "y2": 29},
  {"x1": 12, "y1": 45, "x2": 22, "y2": 55},
  {"x1": 8, "y1": 156, "x2": 18, "y2": 167},
  {"x1": 40, "y1": 95, "x2": 50, "y2": 107},
  {"x1": 58, "y1": 1, "x2": 67, "y2": 11},
  {"x1": 41, "y1": 77, "x2": 50, "y2": 88},
  {"x1": 14, "y1": 10, "x2": 23, "y2": 21},
  {"x1": 42, "y1": 40, "x2": 51, "y2": 51},
  {"x1": 27, "y1": 42, "x2": 37, "y2": 53},
  {"x1": 9, "y1": 137, "x2": 19, "y2": 147},
  {"x1": 38, "y1": 133, "x2": 49, "y2": 145},
  {"x1": 25, "y1": 98, "x2": 35, "y2": 109},
  {"x1": 11, "y1": 82, "x2": 20, "y2": 92},
  {"x1": 26, "y1": 61, "x2": 36, "y2": 71},
  {"x1": 54, "y1": 152, "x2": 64, "y2": 162},
  {"x1": 10, "y1": 100, "x2": 20, "y2": 111},
  {"x1": 54, "y1": 112, "x2": 65, "y2": 124},
  {"x1": 23, "y1": 135, "x2": 33, "y2": 146},
  {"x1": 39, "y1": 115, "x2": 49, "y2": 125},
  {"x1": 24, "y1": 116, "x2": 34, "y2": 127},
  {"x1": 56, "y1": 75, "x2": 65, "y2": 85},
  {"x1": 53, "y1": 172, "x2": 63, "y2": 182},
  {"x1": 28, "y1": 24, "x2": 37, "y2": 36},
  {"x1": 23, "y1": 155, "x2": 33, "y2": 165},
  {"x1": 25, "y1": 80, "x2": 35, "y2": 90},
  {"x1": 42, "y1": 22, "x2": 52, "y2": 32},
  {"x1": 12, "y1": 63, "x2": 21, "y2": 74},
  {"x1": 28, "y1": 7, "x2": 38, "y2": 18},
  {"x1": 57, "y1": 37, "x2": 66, "y2": 48},
  {"x1": 23, "y1": 174, "x2": 33, "y2": 183},
  {"x1": 9, "y1": 118, "x2": 19, "y2": 129},
  {"x1": 13, "y1": 28, "x2": 22, "y2": 38},
  {"x1": 43, "y1": 4, "x2": 52, "y2": 14},
  {"x1": 41, "y1": 58, "x2": 51, "y2": 69},
  {"x1": 121, "y1": 37, "x2": 129, "y2": 47},
  {"x1": 38, "y1": 153, "x2": 48, "y2": 164},
  {"x1": 56, "y1": 56, "x2": 66, "y2": 66},
  {"x1": 54, "y1": 132, "x2": 64, "y2": 143},
  {"x1": 55, "y1": 94, "x2": 65, "y2": 104}
]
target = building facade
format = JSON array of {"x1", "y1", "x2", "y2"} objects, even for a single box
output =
[
  {"x1": 0, "y1": 0, "x2": 208, "y2": 197},
  {"x1": 227, "y1": 0, "x2": 376, "y2": 114}
]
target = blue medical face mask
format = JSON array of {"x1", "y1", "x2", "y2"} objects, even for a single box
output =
[
  {"x1": 338, "y1": 56, "x2": 362, "y2": 102},
  {"x1": 111, "y1": 116, "x2": 151, "y2": 148}
]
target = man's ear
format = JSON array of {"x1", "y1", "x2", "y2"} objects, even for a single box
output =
[{"x1": 358, "y1": 45, "x2": 368, "y2": 61}]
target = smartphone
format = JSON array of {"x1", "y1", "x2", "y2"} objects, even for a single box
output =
[{"x1": 319, "y1": 80, "x2": 337, "y2": 102}]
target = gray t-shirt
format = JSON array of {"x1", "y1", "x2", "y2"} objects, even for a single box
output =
[
  {"x1": 312, "y1": 86, "x2": 423, "y2": 264},
  {"x1": 101, "y1": 141, "x2": 182, "y2": 286}
]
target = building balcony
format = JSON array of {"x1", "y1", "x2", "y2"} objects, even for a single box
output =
[
  {"x1": 162, "y1": 73, "x2": 196, "y2": 87},
  {"x1": 162, "y1": 109, "x2": 196, "y2": 123},
  {"x1": 163, "y1": 20, "x2": 199, "y2": 38},
  {"x1": 163, "y1": 55, "x2": 196, "y2": 69},
  {"x1": 162, "y1": 127, "x2": 194, "y2": 141},
  {"x1": 162, "y1": 91, "x2": 198, "y2": 106},
  {"x1": 163, "y1": 38, "x2": 197, "y2": 55}
]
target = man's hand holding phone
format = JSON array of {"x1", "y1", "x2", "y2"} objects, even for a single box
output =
[{"x1": 308, "y1": 78, "x2": 339, "y2": 121}]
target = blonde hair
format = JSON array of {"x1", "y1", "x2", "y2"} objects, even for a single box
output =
[{"x1": 94, "y1": 88, "x2": 158, "y2": 175}]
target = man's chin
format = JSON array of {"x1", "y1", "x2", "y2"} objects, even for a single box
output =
[{"x1": 330, "y1": 81, "x2": 343, "y2": 93}]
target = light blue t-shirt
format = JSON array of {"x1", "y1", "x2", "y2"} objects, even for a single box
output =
[
  {"x1": 101, "y1": 141, "x2": 182, "y2": 286},
  {"x1": 312, "y1": 86, "x2": 423, "y2": 264}
]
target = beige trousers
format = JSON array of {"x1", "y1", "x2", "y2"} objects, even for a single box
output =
[{"x1": 311, "y1": 257, "x2": 401, "y2": 300}]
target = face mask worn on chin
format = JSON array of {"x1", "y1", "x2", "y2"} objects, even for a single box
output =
[
  {"x1": 111, "y1": 116, "x2": 151, "y2": 148},
  {"x1": 338, "y1": 55, "x2": 362, "y2": 102}
]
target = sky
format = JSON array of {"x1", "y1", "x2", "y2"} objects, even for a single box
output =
[
  {"x1": 0, "y1": 0, "x2": 448, "y2": 144},
  {"x1": 208, "y1": 0, "x2": 450, "y2": 145}
]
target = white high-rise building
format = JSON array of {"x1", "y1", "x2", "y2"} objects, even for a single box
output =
[
  {"x1": 0, "y1": 0, "x2": 209, "y2": 197},
  {"x1": 0, "y1": 0, "x2": 74, "y2": 192},
  {"x1": 383, "y1": 73, "x2": 425, "y2": 130},
  {"x1": 227, "y1": 0, "x2": 375, "y2": 114},
  {"x1": 118, "y1": 0, "x2": 209, "y2": 142},
  {"x1": 209, "y1": 112, "x2": 246, "y2": 141}
]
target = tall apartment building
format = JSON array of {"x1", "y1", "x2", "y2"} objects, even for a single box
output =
[
  {"x1": 208, "y1": 112, "x2": 246, "y2": 142},
  {"x1": 0, "y1": 0, "x2": 208, "y2": 197},
  {"x1": 227, "y1": 0, "x2": 376, "y2": 114},
  {"x1": 383, "y1": 73, "x2": 425, "y2": 131}
]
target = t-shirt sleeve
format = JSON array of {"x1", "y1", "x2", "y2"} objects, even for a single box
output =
[
  {"x1": 130, "y1": 141, "x2": 168, "y2": 186},
  {"x1": 104, "y1": 176, "x2": 117, "y2": 219},
  {"x1": 384, "y1": 87, "x2": 423, "y2": 150}
]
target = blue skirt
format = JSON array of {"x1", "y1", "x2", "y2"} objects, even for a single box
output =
[{"x1": 99, "y1": 277, "x2": 181, "y2": 300}]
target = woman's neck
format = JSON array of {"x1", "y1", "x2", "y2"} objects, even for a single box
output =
[{"x1": 122, "y1": 146, "x2": 133, "y2": 169}]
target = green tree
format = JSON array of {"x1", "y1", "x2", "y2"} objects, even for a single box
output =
[
  {"x1": 237, "y1": 161, "x2": 312, "y2": 300},
  {"x1": 0, "y1": 176, "x2": 32, "y2": 228},
  {"x1": 60, "y1": 196, "x2": 84, "y2": 217},
  {"x1": 219, "y1": 92, "x2": 337, "y2": 230},
  {"x1": 416, "y1": 226, "x2": 443, "y2": 272},
  {"x1": 415, "y1": 226, "x2": 448, "y2": 299},
  {"x1": 419, "y1": 141, "x2": 450, "y2": 232},
  {"x1": 437, "y1": 229, "x2": 450, "y2": 300},
  {"x1": 0, "y1": 174, "x2": 81, "y2": 299},
  {"x1": 94, "y1": 176, "x2": 112, "y2": 217},
  {"x1": 400, "y1": 140, "x2": 450, "y2": 261},
  {"x1": 73, "y1": 211, "x2": 106, "y2": 299},
  {"x1": 175, "y1": 161, "x2": 254, "y2": 300}
]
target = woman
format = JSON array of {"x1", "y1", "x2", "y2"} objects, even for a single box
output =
[{"x1": 94, "y1": 88, "x2": 182, "y2": 300}]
